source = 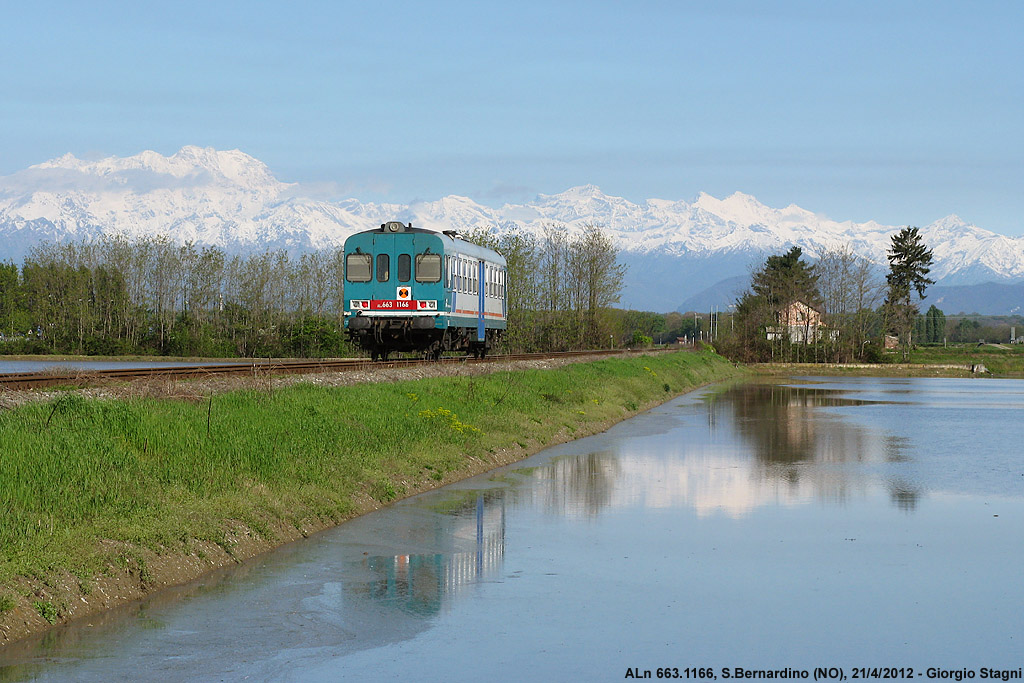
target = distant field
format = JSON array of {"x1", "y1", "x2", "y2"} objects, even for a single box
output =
[
  {"x1": 899, "y1": 343, "x2": 1024, "y2": 375},
  {"x1": 750, "y1": 343, "x2": 1024, "y2": 377}
]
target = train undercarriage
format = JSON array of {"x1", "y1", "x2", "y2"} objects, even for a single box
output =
[{"x1": 346, "y1": 316, "x2": 502, "y2": 361}]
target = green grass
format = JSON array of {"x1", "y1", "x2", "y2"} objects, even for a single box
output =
[
  {"x1": 0, "y1": 350, "x2": 742, "y2": 589},
  {"x1": 752, "y1": 343, "x2": 1024, "y2": 377},
  {"x1": 33, "y1": 600, "x2": 57, "y2": 624},
  {"x1": 900, "y1": 343, "x2": 1024, "y2": 375}
]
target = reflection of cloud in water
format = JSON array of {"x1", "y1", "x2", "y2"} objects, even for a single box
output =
[{"x1": 517, "y1": 382, "x2": 921, "y2": 519}]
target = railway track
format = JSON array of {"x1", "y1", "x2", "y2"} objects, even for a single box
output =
[{"x1": 0, "y1": 348, "x2": 672, "y2": 390}]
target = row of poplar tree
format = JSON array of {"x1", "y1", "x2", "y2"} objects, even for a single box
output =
[
  {"x1": 0, "y1": 236, "x2": 348, "y2": 357},
  {"x1": 463, "y1": 225, "x2": 627, "y2": 351},
  {"x1": 0, "y1": 226, "x2": 629, "y2": 357}
]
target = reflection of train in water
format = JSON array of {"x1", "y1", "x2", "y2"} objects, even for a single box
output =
[
  {"x1": 343, "y1": 222, "x2": 507, "y2": 360},
  {"x1": 363, "y1": 492, "x2": 506, "y2": 616}
]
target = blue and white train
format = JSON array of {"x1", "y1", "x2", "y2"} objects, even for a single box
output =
[{"x1": 343, "y1": 222, "x2": 507, "y2": 360}]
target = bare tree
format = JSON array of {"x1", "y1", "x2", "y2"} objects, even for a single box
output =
[{"x1": 816, "y1": 246, "x2": 883, "y2": 360}]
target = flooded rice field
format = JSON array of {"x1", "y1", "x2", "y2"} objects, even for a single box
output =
[{"x1": 2, "y1": 377, "x2": 1022, "y2": 681}]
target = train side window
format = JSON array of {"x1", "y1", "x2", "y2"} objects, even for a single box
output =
[
  {"x1": 376, "y1": 254, "x2": 389, "y2": 282},
  {"x1": 398, "y1": 254, "x2": 411, "y2": 282},
  {"x1": 415, "y1": 253, "x2": 441, "y2": 282},
  {"x1": 346, "y1": 253, "x2": 372, "y2": 282}
]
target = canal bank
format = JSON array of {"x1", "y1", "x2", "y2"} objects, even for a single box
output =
[
  {"x1": 0, "y1": 349, "x2": 744, "y2": 646},
  {"x1": 5, "y1": 374, "x2": 1023, "y2": 679}
]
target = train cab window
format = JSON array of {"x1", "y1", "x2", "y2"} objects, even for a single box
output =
[
  {"x1": 398, "y1": 254, "x2": 411, "y2": 283},
  {"x1": 376, "y1": 254, "x2": 389, "y2": 282},
  {"x1": 346, "y1": 253, "x2": 372, "y2": 282},
  {"x1": 415, "y1": 253, "x2": 441, "y2": 282}
]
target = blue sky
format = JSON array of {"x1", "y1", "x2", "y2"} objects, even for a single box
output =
[{"x1": 3, "y1": 0, "x2": 1022, "y2": 235}]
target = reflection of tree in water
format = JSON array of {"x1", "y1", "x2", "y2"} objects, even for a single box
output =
[
  {"x1": 529, "y1": 451, "x2": 621, "y2": 519},
  {"x1": 709, "y1": 383, "x2": 921, "y2": 510},
  {"x1": 888, "y1": 478, "x2": 920, "y2": 511}
]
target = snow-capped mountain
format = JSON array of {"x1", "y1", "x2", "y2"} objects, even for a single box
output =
[{"x1": 2, "y1": 146, "x2": 1022, "y2": 312}]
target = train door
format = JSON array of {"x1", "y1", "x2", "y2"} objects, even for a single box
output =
[
  {"x1": 370, "y1": 233, "x2": 395, "y2": 302},
  {"x1": 477, "y1": 260, "x2": 485, "y2": 343}
]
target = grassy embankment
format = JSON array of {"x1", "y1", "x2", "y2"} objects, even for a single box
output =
[{"x1": 0, "y1": 349, "x2": 742, "y2": 637}]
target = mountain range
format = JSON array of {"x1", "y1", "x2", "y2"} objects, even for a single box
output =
[{"x1": 2, "y1": 146, "x2": 1022, "y2": 314}]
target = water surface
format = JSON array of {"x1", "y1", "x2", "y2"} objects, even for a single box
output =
[{"x1": 2, "y1": 376, "x2": 1021, "y2": 680}]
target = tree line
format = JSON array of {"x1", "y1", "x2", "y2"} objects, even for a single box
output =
[
  {"x1": 0, "y1": 236, "x2": 349, "y2": 357},
  {"x1": 464, "y1": 224, "x2": 631, "y2": 351},
  {"x1": 0, "y1": 226, "x2": 636, "y2": 357},
  {"x1": 720, "y1": 227, "x2": 945, "y2": 363}
]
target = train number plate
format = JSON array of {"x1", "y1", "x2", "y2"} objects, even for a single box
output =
[
  {"x1": 368, "y1": 300, "x2": 437, "y2": 310},
  {"x1": 370, "y1": 300, "x2": 414, "y2": 310}
]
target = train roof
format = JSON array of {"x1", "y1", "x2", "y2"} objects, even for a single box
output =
[{"x1": 344, "y1": 223, "x2": 506, "y2": 265}]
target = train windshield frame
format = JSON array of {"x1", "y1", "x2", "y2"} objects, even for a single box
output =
[{"x1": 345, "y1": 253, "x2": 372, "y2": 282}]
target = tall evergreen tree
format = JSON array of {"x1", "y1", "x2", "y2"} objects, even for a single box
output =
[
  {"x1": 884, "y1": 227, "x2": 934, "y2": 359},
  {"x1": 732, "y1": 246, "x2": 820, "y2": 361},
  {"x1": 924, "y1": 305, "x2": 945, "y2": 343}
]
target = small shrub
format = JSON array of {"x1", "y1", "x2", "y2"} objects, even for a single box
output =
[
  {"x1": 34, "y1": 600, "x2": 57, "y2": 624},
  {"x1": 371, "y1": 479, "x2": 397, "y2": 502}
]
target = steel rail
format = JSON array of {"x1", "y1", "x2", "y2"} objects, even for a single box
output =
[{"x1": 0, "y1": 348, "x2": 674, "y2": 390}]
